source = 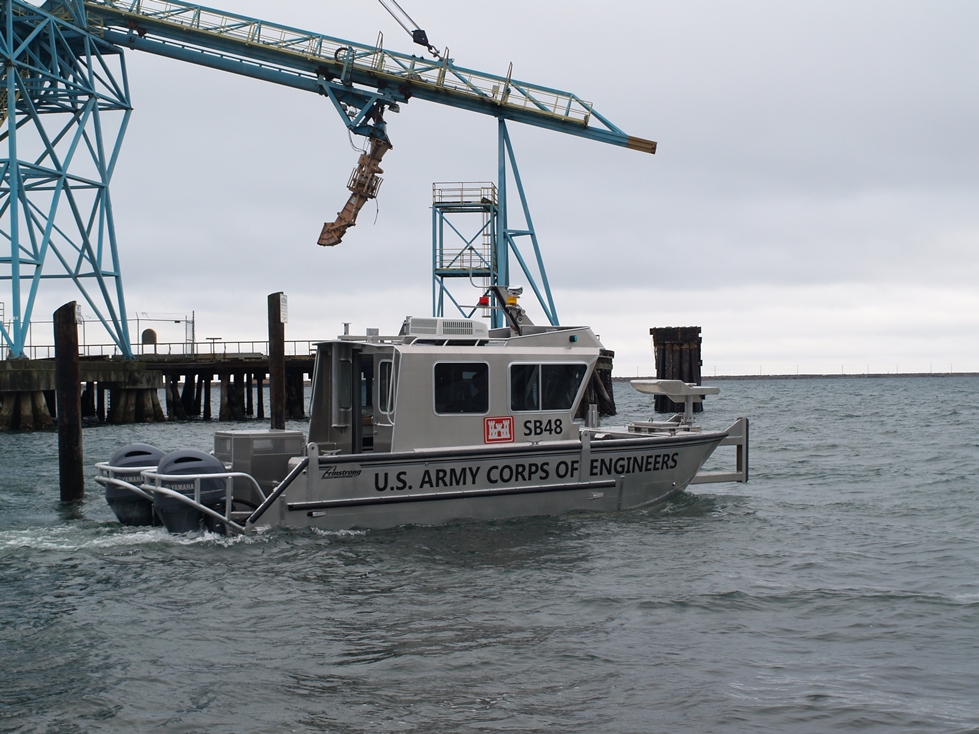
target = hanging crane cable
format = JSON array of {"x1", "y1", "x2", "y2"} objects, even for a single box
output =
[
  {"x1": 376, "y1": 0, "x2": 442, "y2": 59},
  {"x1": 316, "y1": 0, "x2": 443, "y2": 246}
]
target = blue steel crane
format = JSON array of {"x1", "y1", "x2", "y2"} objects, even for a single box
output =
[{"x1": 1, "y1": 0, "x2": 655, "y2": 357}]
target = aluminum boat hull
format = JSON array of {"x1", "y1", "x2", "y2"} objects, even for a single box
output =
[{"x1": 273, "y1": 430, "x2": 725, "y2": 531}]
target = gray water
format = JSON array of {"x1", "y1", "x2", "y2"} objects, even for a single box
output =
[{"x1": 2, "y1": 377, "x2": 979, "y2": 733}]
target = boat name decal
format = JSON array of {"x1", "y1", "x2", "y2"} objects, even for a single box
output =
[
  {"x1": 522, "y1": 418, "x2": 563, "y2": 437},
  {"x1": 322, "y1": 466, "x2": 363, "y2": 479},
  {"x1": 371, "y1": 452, "x2": 679, "y2": 493}
]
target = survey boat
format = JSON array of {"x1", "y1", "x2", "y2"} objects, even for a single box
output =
[{"x1": 96, "y1": 303, "x2": 747, "y2": 534}]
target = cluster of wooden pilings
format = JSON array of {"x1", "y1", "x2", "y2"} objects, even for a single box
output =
[
  {"x1": 0, "y1": 355, "x2": 312, "y2": 431},
  {"x1": 153, "y1": 355, "x2": 312, "y2": 422},
  {"x1": 0, "y1": 358, "x2": 159, "y2": 431},
  {"x1": 650, "y1": 326, "x2": 704, "y2": 413}
]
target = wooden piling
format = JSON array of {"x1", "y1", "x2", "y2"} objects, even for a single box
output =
[
  {"x1": 108, "y1": 387, "x2": 137, "y2": 424},
  {"x1": 235, "y1": 372, "x2": 247, "y2": 419},
  {"x1": 0, "y1": 394, "x2": 15, "y2": 428},
  {"x1": 180, "y1": 372, "x2": 195, "y2": 416},
  {"x1": 245, "y1": 372, "x2": 254, "y2": 416},
  {"x1": 166, "y1": 374, "x2": 187, "y2": 420},
  {"x1": 97, "y1": 383, "x2": 105, "y2": 423},
  {"x1": 650, "y1": 326, "x2": 704, "y2": 413},
  {"x1": 286, "y1": 367, "x2": 305, "y2": 420},
  {"x1": 18, "y1": 393, "x2": 35, "y2": 430},
  {"x1": 81, "y1": 381, "x2": 96, "y2": 418},
  {"x1": 54, "y1": 302, "x2": 84, "y2": 503},
  {"x1": 138, "y1": 389, "x2": 156, "y2": 422},
  {"x1": 256, "y1": 373, "x2": 265, "y2": 420},
  {"x1": 163, "y1": 379, "x2": 173, "y2": 419},
  {"x1": 194, "y1": 374, "x2": 204, "y2": 417},
  {"x1": 268, "y1": 292, "x2": 286, "y2": 430},
  {"x1": 203, "y1": 374, "x2": 212, "y2": 420},
  {"x1": 226, "y1": 372, "x2": 246, "y2": 421},
  {"x1": 219, "y1": 374, "x2": 230, "y2": 420}
]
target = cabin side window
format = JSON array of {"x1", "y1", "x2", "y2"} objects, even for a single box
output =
[
  {"x1": 434, "y1": 362, "x2": 489, "y2": 414},
  {"x1": 378, "y1": 359, "x2": 395, "y2": 415},
  {"x1": 510, "y1": 364, "x2": 540, "y2": 411},
  {"x1": 338, "y1": 359, "x2": 353, "y2": 410},
  {"x1": 510, "y1": 363, "x2": 588, "y2": 411}
]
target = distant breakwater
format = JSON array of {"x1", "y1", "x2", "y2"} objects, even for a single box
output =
[{"x1": 614, "y1": 372, "x2": 979, "y2": 381}]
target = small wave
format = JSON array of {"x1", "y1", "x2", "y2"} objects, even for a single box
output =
[
  {"x1": 310, "y1": 526, "x2": 369, "y2": 538},
  {"x1": 0, "y1": 521, "x2": 274, "y2": 552}
]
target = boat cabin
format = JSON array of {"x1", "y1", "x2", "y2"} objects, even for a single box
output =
[{"x1": 307, "y1": 317, "x2": 604, "y2": 454}]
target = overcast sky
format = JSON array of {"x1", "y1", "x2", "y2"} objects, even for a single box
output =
[{"x1": 13, "y1": 0, "x2": 979, "y2": 375}]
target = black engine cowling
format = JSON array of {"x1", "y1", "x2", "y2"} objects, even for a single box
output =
[
  {"x1": 153, "y1": 450, "x2": 229, "y2": 534},
  {"x1": 104, "y1": 443, "x2": 165, "y2": 527}
]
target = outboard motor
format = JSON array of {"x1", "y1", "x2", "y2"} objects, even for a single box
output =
[
  {"x1": 153, "y1": 450, "x2": 228, "y2": 534},
  {"x1": 104, "y1": 443, "x2": 165, "y2": 527}
]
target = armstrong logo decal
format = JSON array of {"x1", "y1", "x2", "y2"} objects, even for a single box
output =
[{"x1": 321, "y1": 466, "x2": 362, "y2": 479}]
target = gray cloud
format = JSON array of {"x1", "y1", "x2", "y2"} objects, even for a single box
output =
[{"x1": 10, "y1": 0, "x2": 979, "y2": 374}]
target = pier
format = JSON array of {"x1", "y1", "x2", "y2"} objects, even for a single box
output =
[{"x1": 0, "y1": 349, "x2": 314, "y2": 431}]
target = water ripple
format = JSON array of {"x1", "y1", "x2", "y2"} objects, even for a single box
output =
[{"x1": 2, "y1": 378, "x2": 979, "y2": 731}]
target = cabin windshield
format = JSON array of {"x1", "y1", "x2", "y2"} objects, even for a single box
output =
[{"x1": 510, "y1": 363, "x2": 588, "y2": 412}]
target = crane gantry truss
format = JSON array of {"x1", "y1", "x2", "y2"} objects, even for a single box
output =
[
  {"x1": 1, "y1": 0, "x2": 132, "y2": 359},
  {"x1": 1, "y1": 0, "x2": 655, "y2": 357},
  {"x1": 83, "y1": 0, "x2": 655, "y2": 153}
]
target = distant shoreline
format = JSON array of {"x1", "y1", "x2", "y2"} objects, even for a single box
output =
[{"x1": 614, "y1": 372, "x2": 979, "y2": 382}]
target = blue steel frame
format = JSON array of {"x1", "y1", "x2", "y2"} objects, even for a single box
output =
[
  {"x1": 1, "y1": 0, "x2": 133, "y2": 358},
  {"x1": 433, "y1": 120, "x2": 558, "y2": 329},
  {"x1": 495, "y1": 119, "x2": 558, "y2": 327}
]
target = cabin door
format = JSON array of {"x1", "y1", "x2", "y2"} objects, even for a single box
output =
[{"x1": 308, "y1": 344, "x2": 380, "y2": 454}]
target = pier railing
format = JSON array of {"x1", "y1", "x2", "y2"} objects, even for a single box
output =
[{"x1": 13, "y1": 340, "x2": 317, "y2": 360}]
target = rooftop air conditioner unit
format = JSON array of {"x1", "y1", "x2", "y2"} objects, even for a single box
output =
[{"x1": 403, "y1": 317, "x2": 489, "y2": 338}]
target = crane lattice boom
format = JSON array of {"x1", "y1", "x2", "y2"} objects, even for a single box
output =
[{"x1": 83, "y1": 0, "x2": 656, "y2": 154}]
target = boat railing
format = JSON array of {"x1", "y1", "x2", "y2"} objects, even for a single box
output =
[
  {"x1": 689, "y1": 417, "x2": 749, "y2": 485},
  {"x1": 95, "y1": 463, "x2": 272, "y2": 535},
  {"x1": 625, "y1": 379, "x2": 748, "y2": 484},
  {"x1": 621, "y1": 416, "x2": 749, "y2": 484},
  {"x1": 95, "y1": 473, "x2": 156, "y2": 502}
]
